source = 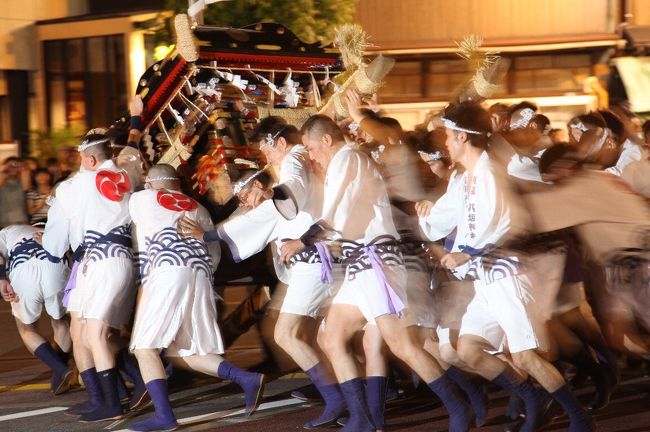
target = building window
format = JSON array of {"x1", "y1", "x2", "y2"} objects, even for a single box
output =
[
  {"x1": 381, "y1": 61, "x2": 423, "y2": 100},
  {"x1": 379, "y1": 53, "x2": 595, "y2": 103},
  {"x1": 425, "y1": 59, "x2": 469, "y2": 99},
  {"x1": 511, "y1": 54, "x2": 592, "y2": 94},
  {"x1": 43, "y1": 35, "x2": 127, "y2": 130}
]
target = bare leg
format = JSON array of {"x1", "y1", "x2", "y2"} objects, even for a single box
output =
[
  {"x1": 259, "y1": 308, "x2": 298, "y2": 373},
  {"x1": 168, "y1": 353, "x2": 225, "y2": 375},
  {"x1": 170, "y1": 353, "x2": 265, "y2": 416},
  {"x1": 78, "y1": 318, "x2": 125, "y2": 421},
  {"x1": 417, "y1": 327, "x2": 452, "y2": 370},
  {"x1": 547, "y1": 317, "x2": 583, "y2": 361},
  {"x1": 70, "y1": 312, "x2": 93, "y2": 371},
  {"x1": 275, "y1": 311, "x2": 346, "y2": 428},
  {"x1": 134, "y1": 349, "x2": 167, "y2": 383},
  {"x1": 274, "y1": 313, "x2": 321, "y2": 371},
  {"x1": 65, "y1": 313, "x2": 103, "y2": 415},
  {"x1": 363, "y1": 325, "x2": 388, "y2": 377},
  {"x1": 18, "y1": 317, "x2": 72, "y2": 395},
  {"x1": 321, "y1": 304, "x2": 374, "y2": 431},
  {"x1": 15, "y1": 320, "x2": 47, "y2": 353},
  {"x1": 321, "y1": 304, "x2": 367, "y2": 382},
  {"x1": 51, "y1": 318, "x2": 72, "y2": 353},
  {"x1": 378, "y1": 314, "x2": 475, "y2": 431},
  {"x1": 375, "y1": 314, "x2": 444, "y2": 383},
  {"x1": 511, "y1": 350, "x2": 565, "y2": 392},
  {"x1": 85, "y1": 319, "x2": 115, "y2": 372}
]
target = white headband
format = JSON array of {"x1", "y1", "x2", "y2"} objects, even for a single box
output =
[
  {"x1": 509, "y1": 108, "x2": 535, "y2": 130},
  {"x1": 78, "y1": 136, "x2": 110, "y2": 152},
  {"x1": 586, "y1": 128, "x2": 610, "y2": 157},
  {"x1": 442, "y1": 117, "x2": 484, "y2": 135},
  {"x1": 260, "y1": 126, "x2": 286, "y2": 149},
  {"x1": 418, "y1": 150, "x2": 446, "y2": 162},
  {"x1": 569, "y1": 121, "x2": 589, "y2": 132},
  {"x1": 145, "y1": 176, "x2": 179, "y2": 183},
  {"x1": 232, "y1": 171, "x2": 263, "y2": 195}
]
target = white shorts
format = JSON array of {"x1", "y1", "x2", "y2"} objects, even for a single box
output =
[
  {"x1": 130, "y1": 267, "x2": 224, "y2": 357},
  {"x1": 68, "y1": 256, "x2": 136, "y2": 329},
  {"x1": 401, "y1": 270, "x2": 436, "y2": 328},
  {"x1": 280, "y1": 262, "x2": 331, "y2": 318},
  {"x1": 9, "y1": 259, "x2": 69, "y2": 325},
  {"x1": 332, "y1": 263, "x2": 408, "y2": 325},
  {"x1": 435, "y1": 279, "x2": 475, "y2": 347},
  {"x1": 315, "y1": 264, "x2": 345, "y2": 325},
  {"x1": 459, "y1": 274, "x2": 541, "y2": 353}
]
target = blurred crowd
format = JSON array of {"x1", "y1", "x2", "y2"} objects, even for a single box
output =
[{"x1": 0, "y1": 150, "x2": 78, "y2": 226}]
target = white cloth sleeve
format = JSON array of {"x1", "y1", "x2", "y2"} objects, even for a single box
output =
[
  {"x1": 278, "y1": 151, "x2": 310, "y2": 212},
  {"x1": 0, "y1": 229, "x2": 8, "y2": 259},
  {"x1": 605, "y1": 140, "x2": 643, "y2": 177},
  {"x1": 41, "y1": 194, "x2": 71, "y2": 258},
  {"x1": 418, "y1": 186, "x2": 461, "y2": 242},
  {"x1": 217, "y1": 199, "x2": 279, "y2": 262}
]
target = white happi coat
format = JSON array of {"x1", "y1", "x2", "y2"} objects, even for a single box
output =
[
  {"x1": 129, "y1": 189, "x2": 219, "y2": 281},
  {"x1": 419, "y1": 151, "x2": 530, "y2": 280},
  {"x1": 41, "y1": 159, "x2": 136, "y2": 326},
  {"x1": 421, "y1": 152, "x2": 549, "y2": 352},
  {"x1": 0, "y1": 225, "x2": 69, "y2": 323},
  {"x1": 274, "y1": 145, "x2": 322, "y2": 245},
  {"x1": 321, "y1": 144, "x2": 399, "y2": 243},
  {"x1": 129, "y1": 189, "x2": 222, "y2": 355},
  {"x1": 321, "y1": 144, "x2": 408, "y2": 322},
  {"x1": 605, "y1": 139, "x2": 644, "y2": 177},
  {"x1": 272, "y1": 145, "x2": 328, "y2": 316},
  {"x1": 0, "y1": 225, "x2": 69, "y2": 284},
  {"x1": 42, "y1": 160, "x2": 132, "y2": 258},
  {"x1": 218, "y1": 145, "x2": 321, "y2": 284},
  {"x1": 0, "y1": 225, "x2": 62, "y2": 271}
]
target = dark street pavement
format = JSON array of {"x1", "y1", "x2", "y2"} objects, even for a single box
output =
[{"x1": 2, "y1": 296, "x2": 650, "y2": 432}]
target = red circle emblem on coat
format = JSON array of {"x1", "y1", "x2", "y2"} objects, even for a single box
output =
[
  {"x1": 95, "y1": 170, "x2": 130, "y2": 202},
  {"x1": 157, "y1": 191, "x2": 198, "y2": 212}
]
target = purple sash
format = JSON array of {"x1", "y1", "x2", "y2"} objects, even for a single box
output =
[
  {"x1": 363, "y1": 245, "x2": 405, "y2": 318},
  {"x1": 315, "y1": 242, "x2": 334, "y2": 284},
  {"x1": 62, "y1": 260, "x2": 80, "y2": 307}
]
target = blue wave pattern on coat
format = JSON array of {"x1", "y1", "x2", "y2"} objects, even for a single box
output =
[
  {"x1": 83, "y1": 224, "x2": 134, "y2": 264},
  {"x1": 8, "y1": 239, "x2": 62, "y2": 273},
  {"x1": 341, "y1": 235, "x2": 404, "y2": 280},
  {"x1": 139, "y1": 227, "x2": 213, "y2": 283},
  {"x1": 398, "y1": 229, "x2": 430, "y2": 274}
]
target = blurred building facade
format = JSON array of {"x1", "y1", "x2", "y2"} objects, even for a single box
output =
[
  {"x1": 1, "y1": 0, "x2": 650, "y2": 155},
  {"x1": 355, "y1": 0, "x2": 650, "y2": 128},
  {"x1": 0, "y1": 0, "x2": 167, "y2": 155}
]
